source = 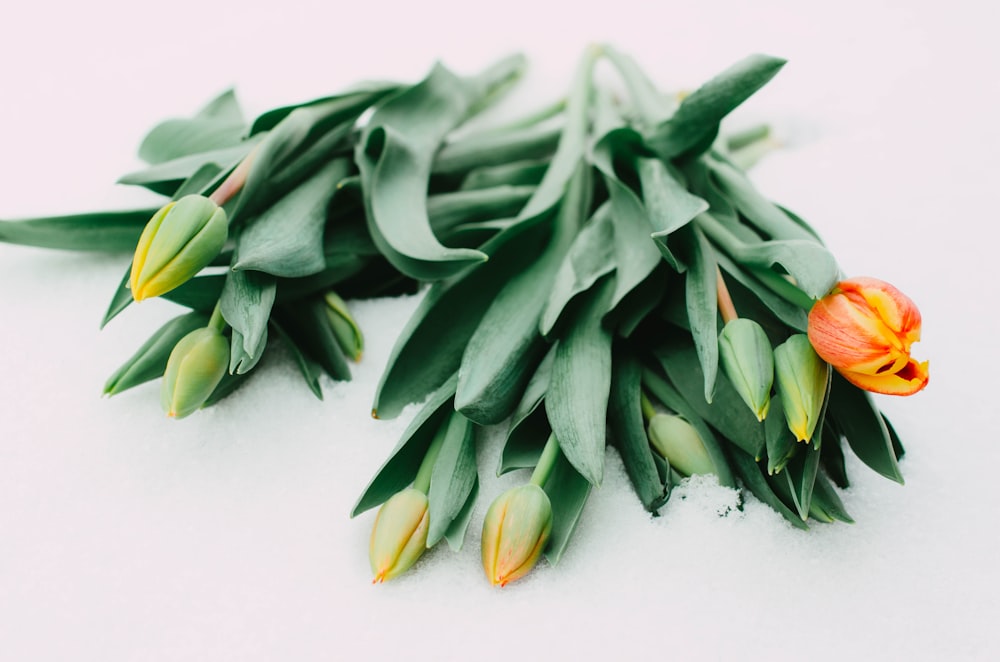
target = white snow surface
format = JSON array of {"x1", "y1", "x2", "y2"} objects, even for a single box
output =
[{"x1": 1, "y1": 1, "x2": 997, "y2": 660}]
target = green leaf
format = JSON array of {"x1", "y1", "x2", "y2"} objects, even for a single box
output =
[
  {"x1": 103, "y1": 311, "x2": 209, "y2": 396},
  {"x1": 427, "y1": 412, "x2": 478, "y2": 547},
  {"x1": 248, "y1": 83, "x2": 399, "y2": 136},
  {"x1": 357, "y1": 58, "x2": 524, "y2": 280},
  {"x1": 827, "y1": 372, "x2": 904, "y2": 484},
  {"x1": 782, "y1": 443, "x2": 820, "y2": 521},
  {"x1": 161, "y1": 275, "x2": 226, "y2": 312},
  {"x1": 274, "y1": 300, "x2": 351, "y2": 383},
  {"x1": 765, "y1": 393, "x2": 797, "y2": 474},
  {"x1": 809, "y1": 471, "x2": 853, "y2": 524},
  {"x1": 372, "y1": 212, "x2": 552, "y2": 420},
  {"x1": 716, "y1": 252, "x2": 808, "y2": 333},
  {"x1": 539, "y1": 203, "x2": 615, "y2": 336},
  {"x1": 455, "y1": 163, "x2": 590, "y2": 425},
  {"x1": 684, "y1": 224, "x2": 720, "y2": 402},
  {"x1": 234, "y1": 157, "x2": 351, "y2": 277},
  {"x1": 442, "y1": 478, "x2": 480, "y2": 551},
  {"x1": 541, "y1": 447, "x2": 592, "y2": 566},
  {"x1": 433, "y1": 124, "x2": 560, "y2": 176},
  {"x1": 0, "y1": 208, "x2": 158, "y2": 252},
  {"x1": 458, "y1": 159, "x2": 549, "y2": 191},
  {"x1": 499, "y1": 348, "x2": 555, "y2": 475},
  {"x1": 138, "y1": 90, "x2": 247, "y2": 165},
  {"x1": 427, "y1": 185, "x2": 536, "y2": 237},
  {"x1": 202, "y1": 368, "x2": 253, "y2": 409},
  {"x1": 587, "y1": 98, "x2": 662, "y2": 314},
  {"x1": 220, "y1": 268, "x2": 277, "y2": 374},
  {"x1": 352, "y1": 376, "x2": 457, "y2": 516},
  {"x1": 636, "y1": 158, "x2": 709, "y2": 272},
  {"x1": 820, "y1": 422, "x2": 850, "y2": 489},
  {"x1": 708, "y1": 156, "x2": 817, "y2": 242},
  {"x1": 609, "y1": 349, "x2": 670, "y2": 512},
  {"x1": 118, "y1": 142, "x2": 258, "y2": 192},
  {"x1": 270, "y1": 320, "x2": 323, "y2": 400},
  {"x1": 646, "y1": 54, "x2": 787, "y2": 159},
  {"x1": 545, "y1": 277, "x2": 615, "y2": 486}
]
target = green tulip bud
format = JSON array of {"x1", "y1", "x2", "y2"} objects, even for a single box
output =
[
  {"x1": 130, "y1": 195, "x2": 228, "y2": 301},
  {"x1": 103, "y1": 311, "x2": 209, "y2": 396},
  {"x1": 369, "y1": 488, "x2": 429, "y2": 583},
  {"x1": 718, "y1": 318, "x2": 773, "y2": 421},
  {"x1": 647, "y1": 413, "x2": 716, "y2": 477},
  {"x1": 481, "y1": 484, "x2": 552, "y2": 587},
  {"x1": 324, "y1": 291, "x2": 364, "y2": 362},
  {"x1": 774, "y1": 334, "x2": 830, "y2": 443},
  {"x1": 161, "y1": 326, "x2": 230, "y2": 419}
]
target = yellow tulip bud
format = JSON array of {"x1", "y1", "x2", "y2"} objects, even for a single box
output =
[
  {"x1": 481, "y1": 484, "x2": 552, "y2": 587},
  {"x1": 161, "y1": 327, "x2": 229, "y2": 419},
  {"x1": 369, "y1": 488, "x2": 429, "y2": 583},
  {"x1": 774, "y1": 334, "x2": 830, "y2": 443},
  {"x1": 647, "y1": 413, "x2": 716, "y2": 477},
  {"x1": 130, "y1": 195, "x2": 228, "y2": 301}
]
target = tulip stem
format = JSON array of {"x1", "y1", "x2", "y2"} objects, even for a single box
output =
[
  {"x1": 716, "y1": 266, "x2": 739, "y2": 324},
  {"x1": 412, "y1": 417, "x2": 449, "y2": 494},
  {"x1": 208, "y1": 301, "x2": 226, "y2": 332},
  {"x1": 640, "y1": 392, "x2": 657, "y2": 423},
  {"x1": 208, "y1": 146, "x2": 258, "y2": 207},
  {"x1": 530, "y1": 434, "x2": 560, "y2": 488}
]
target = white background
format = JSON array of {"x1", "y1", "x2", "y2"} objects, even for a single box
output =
[{"x1": 1, "y1": 1, "x2": 997, "y2": 660}]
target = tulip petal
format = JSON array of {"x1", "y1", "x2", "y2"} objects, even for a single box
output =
[{"x1": 837, "y1": 359, "x2": 929, "y2": 396}]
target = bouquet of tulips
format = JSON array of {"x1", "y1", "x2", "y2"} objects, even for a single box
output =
[{"x1": 0, "y1": 46, "x2": 928, "y2": 587}]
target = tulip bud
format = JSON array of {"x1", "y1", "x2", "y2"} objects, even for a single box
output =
[
  {"x1": 647, "y1": 413, "x2": 716, "y2": 476},
  {"x1": 481, "y1": 484, "x2": 552, "y2": 587},
  {"x1": 161, "y1": 327, "x2": 230, "y2": 419},
  {"x1": 807, "y1": 277, "x2": 928, "y2": 395},
  {"x1": 773, "y1": 334, "x2": 829, "y2": 443},
  {"x1": 718, "y1": 318, "x2": 773, "y2": 421},
  {"x1": 130, "y1": 195, "x2": 228, "y2": 301},
  {"x1": 369, "y1": 488, "x2": 429, "y2": 583},
  {"x1": 324, "y1": 291, "x2": 364, "y2": 362}
]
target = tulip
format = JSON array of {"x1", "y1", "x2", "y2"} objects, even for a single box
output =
[
  {"x1": 324, "y1": 291, "x2": 364, "y2": 362},
  {"x1": 774, "y1": 334, "x2": 829, "y2": 443},
  {"x1": 481, "y1": 484, "x2": 552, "y2": 587},
  {"x1": 130, "y1": 195, "x2": 228, "y2": 301},
  {"x1": 807, "y1": 277, "x2": 928, "y2": 395},
  {"x1": 369, "y1": 488, "x2": 429, "y2": 583},
  {"x1": 161, "y1": 326, "x2": 230, "y2": 419},
  {"x1": 647, "y1": 413, "x2": 716, "y2": 476},
  {"x1": 718, "y1": 318, "x2": 773, "y2": 421}
]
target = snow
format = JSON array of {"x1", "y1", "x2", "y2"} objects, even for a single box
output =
[{"x1": 1, "y1": 1, "x2": 997, "y2": 660}]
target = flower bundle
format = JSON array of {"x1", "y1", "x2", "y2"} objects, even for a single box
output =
[{"x1": 0, "y1": 46, "x2": 928, "y2": 586}]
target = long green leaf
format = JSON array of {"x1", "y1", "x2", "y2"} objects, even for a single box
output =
[
  {"x1": 684, "y1": 224, "x2": 720, "y2": 402},
  {"x1": 730, "y1": 446, "x2": 808, "y2": 530},
  {"x1": 646, "y1": 54, "x2": 787, "y2": 159},
  {"x1": 827, "y1": 372, "x2": 904, "y2": 484},
  {"x1": 455, "y1": 163, "x2": 590, "y2": 424},
  {"x1": 541, "y1": 447, "x2": 592, "y2": 566},
  {"x1": 609, "y1": 349, "x2": 669, "y2": 512},
  {"x1": 427, "y1": 412, "x2": 478, "y2": 547},
  {"x1": 372, "y1": 212, "x2": 551, "y2": 420},
  {"x1": 0, "y1": 208, "x2": 158, "y2": 252},
  {"x1": 103, "y1": 311, "x2": 209, "y2": 396},
  {"x1": 545, "y1": 276, "x2": 615, "y2": 486},
  {"x1": 234, "y1": 157, "x2": 351, "y2": 277},
  {"x1": 352, "y1": 376, "x2": 457, "y2": 516}
]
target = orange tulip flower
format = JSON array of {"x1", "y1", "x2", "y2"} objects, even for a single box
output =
[{"x1": 807, "y1": 277, "x2": 928, "y2": 395}]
